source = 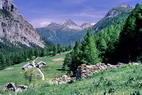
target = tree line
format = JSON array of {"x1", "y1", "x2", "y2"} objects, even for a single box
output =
[
  {"x1": 63, "y1": 4, "x2": 142, "y2": 74},
  {"x1": 63, "y1": 22, "x2": 124, "y2": 74},
  {"x1": 0, "y1": 44, "x2": 72, "y2": 70}
]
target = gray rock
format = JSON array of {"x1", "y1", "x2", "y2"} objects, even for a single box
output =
[
  {"x1": 50, "y1": 75, "x2": 76, "y2": 84},
  {"x1": 129, "y1": 62, "x2": 141, "y2": 66},
  {"x1": 0, "y1": 0, "x2": 45, "y2": 48},
  {"x1": 76, "y1": 63, "x2": 125, "y2": 79}
]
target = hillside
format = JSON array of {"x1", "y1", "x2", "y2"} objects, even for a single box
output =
[
  {"x1": 108, "y1": 3, "x2": 142, "y2": 63},
  {"x1": 0, "y1": 53, "x2": 142, "y2": 95},
  {"x1": 0, "y1": 0, "x2": 52, "y2": 52},
  {"x1": 0, "y1": 53, "x2": 67, "y2": 89},
  {"x1": 93, "y1": 4, "x2": 133, "y2": 32},
  {"x1": 1, "y1": 1, "x2": 142, "y2": 95},
  {"x1": 19, "y1": 65, "x2": 142, "y2": 95}
]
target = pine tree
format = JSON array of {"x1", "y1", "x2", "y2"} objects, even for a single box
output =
[
  {"x1": 70, "y1": 40, "x2": 82, "y2": 74},
  {"x1": 0, "y1": 53, "x2": 6, "y2": 69},
  {"x1": 81, "y1": 28, "x2": 101, "y2": 65},
  {"x1": 63, "y1": 53, "x2": 72, "y2": 70},
  {"x1": 52, "y1": 45, "x2": 57, "y2": 56},
  {"x1": 113, "y1": 4, "x2": 142, "y2": 63}
]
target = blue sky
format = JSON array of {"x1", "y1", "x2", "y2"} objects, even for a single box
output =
[{"x1": 13, "y1": 0, "x2": 141, "y2": 27}]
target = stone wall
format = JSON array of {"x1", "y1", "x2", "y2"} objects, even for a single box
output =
[
  {"x1": 76, "y1": 63, "x2": 120, "y2": 79},
  {"x1": 50, "y1": 62, "x2": 141, "y2": 84}
]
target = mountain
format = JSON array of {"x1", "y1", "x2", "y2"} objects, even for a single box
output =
[
  {"x1": 37, "y1": 5, "x2": 133, "y2": 46},
  {"x1": 62, "y1": 19, "x2": 82, "y2": 30},
  {"x1": 109, "y1": 3, "x2": 142, "y2": 63},
  {"x1": 36, "y1": 20, "x2": 95, "y2": 46},
  {"x1": 93, "y1": 4, "x2": 133, "y2": 32},
  {"x1": 0, "y1": 0, "x2": 49, "y2": 52}
]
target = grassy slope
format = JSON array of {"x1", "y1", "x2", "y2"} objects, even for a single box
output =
[
  {"x1": 0, "y1": 53, "x2": 67, "y2": 89},
  {"x1": 1, "y1": 53, "x2": 142, "y2": 95},
  {"x1": 19, "y1": 65, "x2": 142, "y2": 95}
]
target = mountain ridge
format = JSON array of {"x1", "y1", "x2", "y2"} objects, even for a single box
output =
[
  {"x1": 93, "y1": 4, "x2": 133, "y2": 32},
  {"x1": 36, "y1": 19, "x2": 95, "y2": 46},
  {"x1": 0, "y1": 0, "x2": 47, "y2": 50}
]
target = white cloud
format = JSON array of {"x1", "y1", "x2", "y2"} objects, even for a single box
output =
[{"x1": 30, "y1": 18, "x2": 52, "y2": 28}]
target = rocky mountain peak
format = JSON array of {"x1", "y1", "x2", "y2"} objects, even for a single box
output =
[
  {"x1": 62, "y1": 19, "x2": 82, "y2": 30},
  {"x1": 119, "y1": 4, "x2": 133, "y2": 9},
  {"x1": 0, "y1": 0, "x2": 45, "y2": 48},
  {"x1": 0, "y1": 0, "x2": 18, "y2": 13},
  {"x1": 63, "y1": 19, "x2": 77, "y2": 26},
  {"x1": 48, "y1": 22, "x2": 59, "y2": 26},
  {"x1": 105, "y1": 4, "x2": 133, "y2": 18}
]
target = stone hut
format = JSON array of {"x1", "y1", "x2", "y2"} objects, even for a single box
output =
[
  {"x1": 22, "y1": 63, "x2": 34, "y2": 70},
  {"x1": 36, "y1": 61, "x2": 47, "y2": 69},
  {"x1": 5, "y1": 82, "x2": 28, "y2": 92},
  {"x1": 5, "y1": 82, "x2": 17, "y2": 91}
]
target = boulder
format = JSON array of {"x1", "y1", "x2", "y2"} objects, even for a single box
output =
[{"x1": 50, "y1": 75, "x2": 76, "y2": 84}]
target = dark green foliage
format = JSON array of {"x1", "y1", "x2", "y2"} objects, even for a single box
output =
[
  {"x1": 63, "y1": 29, "x2": 100, "y2": 74},
  {"x1": 110, "y1": 4, "x2": 142, "y2": 63},
  {"x1": 95, "y1": 22, "x2": 124, "y2": 63},
  {"x1": 63, "y1": 53, "x2": 72, "y2": 71},
  {"x1": 0, "y1": 53, "x2": 6, "y2": 70},
  {"x1": 0, "y1": 44, "x2": 71, "y2": 70},
  {"x1": 68, "y1": 40, "x2": 82, "y2": 74},
  {"x1": 81, "y1": 28, "x2": 101, "y2": 64},
  {"x1": 130, "y1": 91, "x2": 141, "y2": 95},
  {"x1": 52, "y1": 44, "x2": 58, "y2": 56}
]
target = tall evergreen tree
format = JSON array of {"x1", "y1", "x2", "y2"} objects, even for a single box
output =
[
  {"x1": 0, "y1": 53, "x2": 6, "y2": 69},
  {"x1": 112, "y1": 4, "x2": 142, "y2": 63},
  {"x1": 81, "y1": 28, "x2": 101, "y2": 65},
  {"x1": 70, "y1": 40, "x2": 82, "y2": 73}
]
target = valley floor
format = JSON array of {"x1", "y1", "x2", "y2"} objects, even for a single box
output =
[
  {"x1": 0, "y1": 53, "x2": 67, "y2": 90},
  {"x1": 0, "y1": 53, "x2": 142, "y2": 95},
  {"x1": 19, "y1": 65, "x2": 142, "y2": 95}
]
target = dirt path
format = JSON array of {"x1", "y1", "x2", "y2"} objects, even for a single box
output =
[{"x1": 52, "y1": 58, "x2": 64, "y2": 62}]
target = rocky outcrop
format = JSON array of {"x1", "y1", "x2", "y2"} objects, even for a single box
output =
[
  {"x1": 93, "y1": 4, "x2": 133, "y2": 33},
  {"x1": 50, "y1": 75, "x2": 76, "y2": 84},
  {"x1": 76, "y1": 62, "x2": 142, "y2": 79},
  {"x1": 105, "y1": 4, "x2": 133, "y2": 18},
  {"x1": 76, "y1": 63, "x2": 120, "y2": 79},
  {"x1": 50, "y1": 63, "x2": 125, "y2": 84},
  {"x1": 0, "y1": 0, "x2": 45, "y2": 48},
  {"x1": 4, "y1": 82, "x2": 28, "y2": 92}
]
